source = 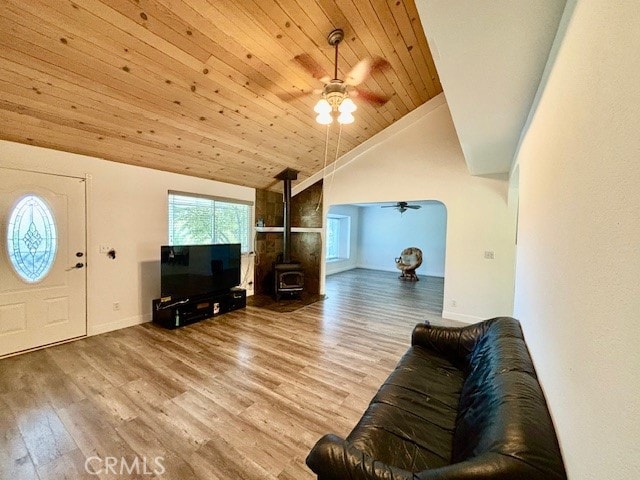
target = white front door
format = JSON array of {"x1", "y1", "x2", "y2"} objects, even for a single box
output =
[{"x1": 0, "y1": 168, "x2": 87, "y2": 357}]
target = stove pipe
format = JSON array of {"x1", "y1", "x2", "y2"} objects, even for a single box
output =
[{"x1": 275, "y1": 168, "x2": 299, "y2": 264}]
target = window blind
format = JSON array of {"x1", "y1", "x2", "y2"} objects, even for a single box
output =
[{"x1": 168, "y1": 193, "x2": 251, "y2": 253}]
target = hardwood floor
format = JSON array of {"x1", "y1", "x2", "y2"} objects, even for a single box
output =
[{"x1": 0, "y1": 269, "x2": 459, "y2": 479}]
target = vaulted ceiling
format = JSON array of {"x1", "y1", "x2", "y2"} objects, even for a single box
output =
[{"x1": 0, "y1": 0, "x2": 441, "y2": 190}]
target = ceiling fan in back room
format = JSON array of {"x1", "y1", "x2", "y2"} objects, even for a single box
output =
[
  {"x1": 283, "y1": 28, "x2": 391, "y2": 125},
  {"x1": 382, "y1": 202, "x2": 422, "y2": 214}
]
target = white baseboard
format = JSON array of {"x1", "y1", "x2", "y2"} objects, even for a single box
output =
[
  {"x1": 441, "y1": 311, "x2": 484, "y2": 324},
  {"x1": 355, "y1": 264, "x2": 397, "y2": 273},
  {"x1": 88, "y1": 313, "x2": 152, "y2": 336},
  {"x1": 326, "y1": 264, "x2": 357, "y2": 275},
  {"x1": 355, "y1": 264, "x2": 444, "y2": 278}
]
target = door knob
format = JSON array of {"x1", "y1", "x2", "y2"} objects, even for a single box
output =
[{"x1": 66, "y1": 262, "x2": 85, "y2": 271}]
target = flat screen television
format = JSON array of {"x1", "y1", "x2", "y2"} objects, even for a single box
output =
[{"x1": 160, "y1": 243, "x2": 241, "y2": 299}]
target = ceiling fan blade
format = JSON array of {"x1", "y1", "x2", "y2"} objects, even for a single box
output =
[
  {"x1": 381, "y1": 205, "x2": 397, "y2": 208},
  {"x1": 345, "y1": 59, "x2": 372, "y2": 86},
  {"x1": 345, "y1": 57, "x2": 391, "y2": 86},
  {"x1": 294, "y1": 54, "x2": 331, "y2": 82},
  {"x1": 353, "y1": 88, "x2": 391, "y2": 106},
  {"x1": 276, "y1": 89, "x2": 321, "y2": 102},
  {"x1": 405, "y1": 205, "x2": 422, "y2": 209},
  {"x1": 370, "y1": 56, "x2": 391, "y2": 74}
]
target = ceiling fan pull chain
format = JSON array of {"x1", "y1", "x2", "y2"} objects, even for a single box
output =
[
  {"x1": 316, "y1": 123, "x2": 332, "y2": 212},
  {"x1": 325, "y1": 123, "x2": 343, "y2": 207},
  {"x1": 334, "y1": 123, "x2": 343, "y2": 164}
]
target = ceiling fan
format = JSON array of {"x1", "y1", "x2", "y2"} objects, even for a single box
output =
[
  {"x1": 287, "y1": 28, "x2": 391, "y2": 124},
  {"x1": 381, "y1": 202, "x2": 422, "y2": 214}
]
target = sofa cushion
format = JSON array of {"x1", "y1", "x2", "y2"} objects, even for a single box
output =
[
  {"x1": 466, "y1": 320, "x2": 534, "y2": 375},
  {"x1": 452, "y1": 321, "x2": 566, "y2": 479},
  {"x1": 346, "y1": 345, "x2": 465, "y2": 471}
]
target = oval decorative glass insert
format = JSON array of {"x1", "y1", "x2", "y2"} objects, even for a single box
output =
[{"x1": 6, "y1": 194, "x2": 58, "y2": 283}]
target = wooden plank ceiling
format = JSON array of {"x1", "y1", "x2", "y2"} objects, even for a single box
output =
[{"x1": 0, "y1": 0, "x2": 441, "y2": 190}]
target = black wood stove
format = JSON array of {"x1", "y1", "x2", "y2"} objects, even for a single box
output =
[{"x1": 273, "y1": 168, "x2": 304, "y2": 300}]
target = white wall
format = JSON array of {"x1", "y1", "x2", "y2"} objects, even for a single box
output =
[
  {"x1": 0, "y1": 140, "x2": 255, "y2": 336},
  {"x1": 513, "y1": 1, "x2": 640, "y2": 478},
  {"x1": 325, "y1": 204, "x2": 360, "y2": 275},
  {"x1": 416, "y1": 0, "x2": 566, "y2": 175},
  {"x1": 311, "y1": 95, "x2": 517, "y2": 323},
  {"x1": 356, "y1": 202, "x2": 446, "y2": 277}
]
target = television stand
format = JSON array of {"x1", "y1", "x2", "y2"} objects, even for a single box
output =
[{"x1": 152, "y1": 287, "x2": 246, "y2": 329}]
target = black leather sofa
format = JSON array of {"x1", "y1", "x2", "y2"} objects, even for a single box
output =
[{"x1": 306, "y1": 317, "x2": 566, "y2": 479}]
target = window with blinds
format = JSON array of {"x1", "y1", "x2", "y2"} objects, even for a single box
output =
[
  {"x1": 168, "y1": 192, "x2": 251, "y2": 253},
  {"x1": 326, "y1": 217, "x2": 341, "y2": 260},
  {"x1": 326, "y1": 214, "x2": 350, "y2": 261}
]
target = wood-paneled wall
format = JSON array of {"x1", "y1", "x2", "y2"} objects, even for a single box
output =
[{"x1": 254, "y1": 181, "x2": 323, "y2": 295}]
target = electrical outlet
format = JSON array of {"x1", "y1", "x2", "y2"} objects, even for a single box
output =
[
  {"x1": 484, "y1": 250, "x2": 495, "y2": 260},
  {"x1": 100, "y1": 245, "x2": 112, "y2": 254},
  {"x1": 451, "y1": 299, "x2": 457, "y2": 308},
  {"x1": 113, "y1": 302, "x2": 120, "y2": 311}
]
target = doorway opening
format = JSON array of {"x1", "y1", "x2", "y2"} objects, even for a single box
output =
[{"x1": 325, "y1": 200, "x2": 447, "y2": 318}]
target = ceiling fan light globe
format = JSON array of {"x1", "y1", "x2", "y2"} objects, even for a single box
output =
[
  {"x1": 316, "y1": 112, "x2": 333, "y2": 125},
  {"x1": 314, "y1": 98, "x2": 332, "y2": 114},
  {"x1": 337, "y1": 112, "x2": 355, "y2": 124},
  {"x1": 338, "y1": 97, "x2": 357, "y2": 113}
]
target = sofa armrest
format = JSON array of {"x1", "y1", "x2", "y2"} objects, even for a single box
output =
[
  {"x1": 411, "y1": 319, "x2": 507, "y2": 365},
  {"x1": 411, "y1": 322, "x2": 468, "y2": 364},
  {"x1": 306, "y1": 434, "x2": 417, "y2": 480},
  {"x1": 307, "y1": 437, "x2": 564, "y2": 480}
]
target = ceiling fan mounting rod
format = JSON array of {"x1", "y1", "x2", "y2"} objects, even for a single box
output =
[
  {"x1": 327, "y1": 28, "x2": 344, "y2": 80},
  {"x1": 334, "y1": 41, "x2": 338, "y2": 79}
]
